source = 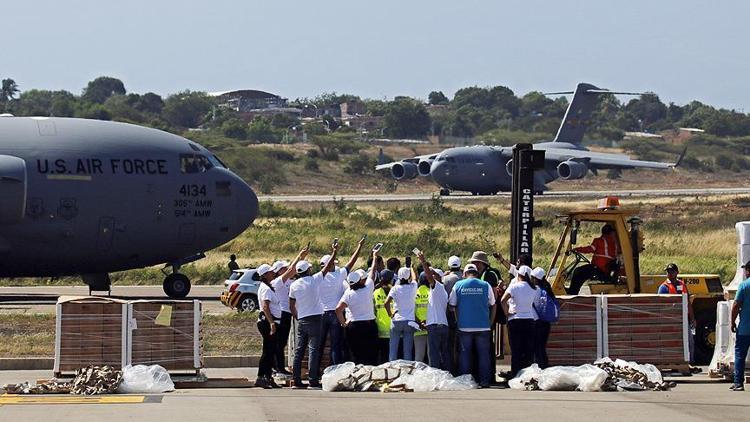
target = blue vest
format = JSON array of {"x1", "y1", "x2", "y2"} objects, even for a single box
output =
[{"x1": 453, "y1": 277, "x2": 491, "y2": 330}]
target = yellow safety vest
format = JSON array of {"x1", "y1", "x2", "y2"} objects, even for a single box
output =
[
  {"x1": 414, "y1": 284, "x2": 429, "y2": 337},
  {"x1": 373, "y1": 287, "x2": 391, "y2": 339}
]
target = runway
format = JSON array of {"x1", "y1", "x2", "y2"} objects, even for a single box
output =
[{"x1": 260, "y1": 187, "x2": 750, "y2": 202}]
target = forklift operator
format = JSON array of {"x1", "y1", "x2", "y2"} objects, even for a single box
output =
[{"x1": 568, "y1": 224, "x2": 619, "y2": 294}]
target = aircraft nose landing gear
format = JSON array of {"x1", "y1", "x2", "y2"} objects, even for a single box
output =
[
  {"x1": 161, "y1": 253, "x2": 204, "y2": 298},
  {"x1": 163, "y1": 273, "x2": 191, "y2": 298}
]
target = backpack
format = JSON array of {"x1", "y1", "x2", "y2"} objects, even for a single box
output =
[{"x1": 534, "y1": 288, "x2": 560, "y2": 323}]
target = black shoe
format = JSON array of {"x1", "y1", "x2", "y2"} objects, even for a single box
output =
[
  {"x1": 269, "y1": 378, "x2": 282, "y2": 389},
  {"x1": 730, "y1": 384, "x2": 744, "y2": 391},
  {"x1": 292, "y1": 381, "x2": 307, "y2": 389},
  {"x1": 255, "y1": 378, "x2": 273, "y2": 389},
  {"x1": 308, "y1": 382, "x2": 322, "y2": 390}
]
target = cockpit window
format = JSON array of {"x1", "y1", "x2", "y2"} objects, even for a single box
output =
[
  {"x1": 208, "y1": 155, "x2": 226, "y2": 169},
  {"x1": 180, "y1": 154, "x2": 213, "y2": 174}
]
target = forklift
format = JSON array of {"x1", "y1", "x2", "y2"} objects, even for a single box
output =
[{"x1": 546, "y1": 196, "x2": 725, "y2": 364}]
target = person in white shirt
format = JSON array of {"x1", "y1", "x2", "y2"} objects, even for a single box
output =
[
  {"x1": 255, "y1": 263, "x2": 282, "y2": 389},
  {"x1": 336, "y1": 261, "x2": 377, "y2": 365},
  {"x1": 270, "y1": 247, "x2": 309, "y2": 376},
  {"x1": 416, "y1": 251, "x2": 451, "y2": 371},
  {"x1": 384, "y1": 267, "x2": 418, "y2": 361},
  {"x1": 500, "y1": 265, "x2": 541, "y2": 378},
  {"x1": 318, "y1": 238, "x2": 365, "y2": 366},
  {"x1": 289, "y1": 242, "x2": 338, "y2": 389}
]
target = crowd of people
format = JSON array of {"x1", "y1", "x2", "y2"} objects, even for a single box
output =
[{"x1": 244, "y1": 239, "x2": 559, "y2": 390}]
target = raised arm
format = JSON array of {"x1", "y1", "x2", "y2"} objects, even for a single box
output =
[
  {"x1": 493, "y1": 252, "x2": 511, "y2": 271},
  {"x1": 417, "y1": 251, "x2": 435, "y2": 288},
  {"x1": 321, "y1": 241, "x2": 339, "y2": 276},
  {"x1": 281, "y1": 246, "x2": 309, "y2": 282},
  {"x1": 344, "y1": 237, "x2": 366, "y2": 273},
  {"x1": 369, "y1": 250, "x2": 380, "y2": 282}
]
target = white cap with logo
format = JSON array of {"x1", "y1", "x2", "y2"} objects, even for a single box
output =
[
  {"x1": 397, "y1": 267, "x2": 412, "y2": 281},
  {"x1": 296, "y1": 260, "x2": 312, "y2": 274},
  {"x1": 319, "y1": 254, "x2": 338, "y2": 266},
  {"x1": 271, "y1": 260, "x2": 290, "y2": 273},
  {"x1": 531, "y1": 267, "x2": 546, "y2": 280},
  {"x1": 517, "y1": 265, "x2": 532, "y2": 277},
  {"x1": 448, "y1": 255, "x2": 461, "y2": 269},
  {"x1": 256, "y1": 264, "x2": 273, "y2": 276}
]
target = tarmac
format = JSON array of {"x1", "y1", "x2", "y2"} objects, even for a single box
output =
[{"x1": 0, "y1": 368, "x2": 748, "y2": 421}]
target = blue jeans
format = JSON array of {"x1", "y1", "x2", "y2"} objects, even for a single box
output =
[
  {"x1": 293, "y1": 315, "x2": 322, "y2": 385},
  {"x1": 735, "y1": 334, "x2": 750, "y2": 385},
  {"x1": 458, "y1": 330, "x2": 492, "y2": 386},
  {"x1": 427, "y1": 324, "x2": 450, "y2": 371},
  {"x1": 389, "y1": 320, "x2": 415, "y2": 361},
  {"x1": 319, "y1": 311, "x2": 343, "y2": 365}
]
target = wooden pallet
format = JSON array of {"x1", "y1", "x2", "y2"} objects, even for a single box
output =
[{"x1": 657, "y1": 362, "x2": 692, "y2": 376}]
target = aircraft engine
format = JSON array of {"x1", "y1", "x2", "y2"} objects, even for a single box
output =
[
  {"x1": 505, "y1": 159, "x2": 513, "y2": 176},
  {"x1": 417, "y1": 159, "x2": 433, "y2": 177},
  {"x1": 557, "y1": 160, "x2": 588, "y2": 180},
  {"x1": 391, "y1": 162, "x2": 418, "y2": 180}
]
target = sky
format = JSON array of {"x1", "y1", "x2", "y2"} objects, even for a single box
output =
[{"x1": 3, "y1": 0, "x2": 749, "y2": 110}]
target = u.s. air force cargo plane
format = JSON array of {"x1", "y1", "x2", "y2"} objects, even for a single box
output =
[
  {"x1": 377, "y1": 83, "x2": 684, "y2": 195},
  {"x1": 0, "y1": 116, "x2": 259, "y2": 298}
]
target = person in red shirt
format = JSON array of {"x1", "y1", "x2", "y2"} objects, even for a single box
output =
[{"x1": 568, "y1": 224, "x2": 619, "y2": 294}]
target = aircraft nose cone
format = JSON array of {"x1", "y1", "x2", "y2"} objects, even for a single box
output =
[
  {"x1": 430, "y1": 160, "x2": 448, "y2": 185},
  {"x1": 233, "y1": 175, "x2": 259, "y2": 233}
]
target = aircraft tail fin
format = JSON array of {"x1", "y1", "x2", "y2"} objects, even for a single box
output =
[
  {"x1": 548, "y1": 83, "x2": 646, "y2": 145},
  {"x1": 550, "y1": 83, "x2": 601, "y2": 145}
]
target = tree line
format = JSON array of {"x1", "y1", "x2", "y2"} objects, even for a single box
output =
[{"x1": 2, "y1": 76, "x2": 749, "y2": 141}]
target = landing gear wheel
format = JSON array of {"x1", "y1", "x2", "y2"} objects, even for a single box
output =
[
  {"x1": 439, "y1": 188, "x2": 450, "y2": 196},
  {"x1": 163, "y1": 273, "x2": 191, "y2": 298}
]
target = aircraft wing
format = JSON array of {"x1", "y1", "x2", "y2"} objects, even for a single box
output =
[
  {"x1": 540, "y1": 147, "x2": 678, "y2": 169},
  {"x1": 374, "y1": 153, "x2": 439, "y2": 171}
]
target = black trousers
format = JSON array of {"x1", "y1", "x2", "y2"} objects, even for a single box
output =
[
  {"x1": 569, "y1": 264, "x2": 606, "y2": 295},
  {"x1": 376, "y1": 338, "x2": 390, "y2": 364},
  {"x1": 508, "y1": 318, "x2": 535, "y2": 378},
  {"x1": 534, "y1": 320, "x2": 551, "y2": 369},
  {"x1": 346, "y1": 320, "x2": 378, "y2": 365},
  {"x1": 257, "y1": 319, "x2": 277, "y2": 379},
  {"x1": 275, "y1": 311, "x2": 292, "y2": 371}
]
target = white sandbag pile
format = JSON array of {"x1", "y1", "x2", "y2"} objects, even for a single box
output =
[
  {"x1": 509, "y1": 358, "x2": 676, "y2": 392},
  {"x1": 322, "y1": 360, "x2": 477, "y2": 392}
]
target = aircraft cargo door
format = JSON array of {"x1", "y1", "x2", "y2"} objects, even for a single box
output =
[{"x1": 0, "y1": 155, "x2": 27, "y2": 224}]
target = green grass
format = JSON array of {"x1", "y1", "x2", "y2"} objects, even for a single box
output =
[
  {"x1": 0, "y1": 195, "x2": 743, "y2": 287},
  {"x1": 0, "y1": 312, "x2": 262, "y2": 357}
]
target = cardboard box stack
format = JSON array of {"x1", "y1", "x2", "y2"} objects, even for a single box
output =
[
  {"x1": 603, "y1": 294, "x2": 687, "y2": 365},
  {"x1": 546, "y1": 296, "x2": 601, "y2": 366},
  {"x1": 55, "y1": 297, "x2": 127, "y2": 374},
  {"x1": 54, "y1": 297, "x2": 201, "y2": 376}
]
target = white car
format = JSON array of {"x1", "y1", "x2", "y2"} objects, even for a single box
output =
[{"x1": 219, "y1": 269, "x2": 260, "y2": 312}]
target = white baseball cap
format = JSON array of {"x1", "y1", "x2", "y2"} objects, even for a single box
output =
[
  {"x1": 271, "y1": 260, "x2": 289, "y2": 273},
  {"x1": 517, "y1": 265, "x2": 532, "y2": 277},
  {"x1": 397, "y1": 267, "x2": 412, "y2": 281},
  {"x1": 319, "y1": 254, "x2": 339, "y2": 266},
  {"x1": 434, "y1": 268, "x2": 445, "y2": 278},
  {"x1": 296, "y1": 260, "x2": 312, "y2": 273},
  {"x1": 256, "y1": 264, "x2": 273, "y2": 276},
  {"x1": 347, "y1": 270, "x2": 365, "y2": 284},
  {"x1": 448, "y1": 255, "x2": 461, "y2": 269},
  {"x1": 463, "y1": 263, "x2": 478, "y2": 274},
  {"x1": 531, "y1": 267, "x2": 546, "y2": 280}
]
